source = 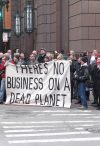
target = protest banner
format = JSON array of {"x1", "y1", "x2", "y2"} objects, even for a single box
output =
[{"x1": 5, "y1": 60, "x2": 71, "y2": 108}]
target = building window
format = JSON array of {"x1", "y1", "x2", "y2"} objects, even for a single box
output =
[
  {"x1": 15, "y1": 13, "x2": 21, "y2": 37},
  {"x1": 24, "y1": 1, "x2": 33, "y2": 33}
]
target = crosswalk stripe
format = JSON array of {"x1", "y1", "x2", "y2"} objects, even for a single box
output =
[
  {"x1": 75, "y1": 128, "x2": 84, "y2": 130},
  {"x1": 31, "y1": 110, "x2": 92, "y2": 113},
  {"x1": 1, "y1": 121, "x2": 66, "y2": 124},
  {"x1": 85, "y1": 116, "x2": 100, "y2": 119},
  {"x1": 70, "y1": 124, "x2": 94, "y2": 127},
  {"x1": 1, "y1": 120, "x2": 100, "y2": 125},
  {"x1": 6, "y1": 131, "x2": 90, "y2": 138},
  {"x1": 8, "y1": 137, "x2": 100, "y2": 144},
  {"x1": 51, "y1": 114, "x2": 94, "y2": 116},
  {"x1": 4, "y1": 128, "x2": 61, "y2": 133},
  {"x1": 32, "y1": 110, "x2": 70, "y2": 113},
  {"x1": 3, "y1": 124, "x2": 95, "y2": 129},
  {"x1": 1, "y1": 109, "x2": 100, "y2": 145},
  {"x1": 3, "y1": 125, "x2": 56, "y2": 129}
]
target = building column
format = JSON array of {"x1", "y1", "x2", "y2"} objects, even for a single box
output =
[{"x1": 56, "y1": 0, "x2": 61, "y2": 52}]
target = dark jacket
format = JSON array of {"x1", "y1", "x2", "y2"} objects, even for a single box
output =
[
  {"x1": 75, "y1": 64, "x2": 89, "y2": 83},
  {"x1": 37, "y1": 54, "x2": 46, "y2": 63},
  {"x1": 92, "y1": 66, "x2": 100, "y2": 96},
  {"x1": 70, "y1": 59, "x2": 78, "y2": 82}
]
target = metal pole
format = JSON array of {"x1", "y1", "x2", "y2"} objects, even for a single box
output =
[{"x1": 0, "y1": 5, "x2": 3, "y2": 52}]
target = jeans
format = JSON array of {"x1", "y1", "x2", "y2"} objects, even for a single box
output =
[
  {"x1": 78, "y1": 82, "x2": 88, "y2": 108},
  {"x1": 0, "y1": 78, "x2": 5, "y2": 102}
]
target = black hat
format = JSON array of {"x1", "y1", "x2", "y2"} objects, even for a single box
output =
[{"x1": 81, "y1": 57, "x2": 87, "y2": 63}]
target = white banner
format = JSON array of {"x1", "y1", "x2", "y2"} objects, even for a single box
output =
[{"x1": 5, "y1": 60, "x2": 71, "y2": 108}]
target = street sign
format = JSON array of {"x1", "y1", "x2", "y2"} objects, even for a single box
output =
[{"x1": 3, "y1": 32, "x2": 8, "y2": 42}]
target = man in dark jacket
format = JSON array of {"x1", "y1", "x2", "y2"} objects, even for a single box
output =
[
  {"x1": 75, "y1": 57, "x2": 89, "y2": 109},
  {"x1": 92, "y1": 58, "x2": 100, "y2": 110},
  {"x1": 70, "y1": 54, "x2": 77, "y2": 101},
  {"x1": 37, "y1": 48, "x2": 46, "y2": 63}
]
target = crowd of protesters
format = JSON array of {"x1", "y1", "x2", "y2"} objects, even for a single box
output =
[{"x1": 0, "y1": 48, "x2": 100, "y2": 110}]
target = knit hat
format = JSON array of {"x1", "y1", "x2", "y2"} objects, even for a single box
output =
[{"x1": 81, "y1": 57, "x2": 87, "y2": 63}]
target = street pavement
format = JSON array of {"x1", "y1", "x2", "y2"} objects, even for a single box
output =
[{"x1": 0, "y1": 101, "x2": 100, "y2": 146}]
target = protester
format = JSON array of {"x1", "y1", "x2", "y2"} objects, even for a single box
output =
[
  {"x1": 57, "y1": 53, "x2": 64, "y2": 60},
  {"x1": 29, "y1": 54, "x2": 36, "y2": 65},
  {"x1": 7, "y1": 50, "x2": 12, "y2": 61},
  {"x1": 32, "y1": 50, "x2": 37, "y2": 57},
  {"x1": 61, "y1": 49, "x2": 67, "y2": 60},
  {"x1": 0, "y1": 53, "x2": 10, "y2": 104},
  {"x1": 53, "y1": 51, "x2": 59, "y2": 59},
  {"x1": 44, "y1": 52, "x2": 53, "y2": 62},
  {"x1": 73, "y1": 55, "x2": 81, "y2": 102},
  {"x1": 18, "y1": 53, "x2": 25, "y2": 65},
  {"x1": 90, "y1": 50, "x2": 97, "y2": 65},
  {"x1": 69, "y1": 50, "x2": 75, "y2": 56},
  {"x1": 0, "y1": 48, "x2": 100, "y2": 109},
  {"x1": 74, "y1": 57, "x2": 89, "y2": 109},
  {"x1": 69, "y1": 53, "x2": 78, "y2": 101},
  {"x1": 0, "y1": 53, "x2": 3, "y2": 87},
  {"x1": 11, "y1": 53, "x2": 20, "y2": 65},
  {"x1": 37, "y1": 48, "x2": 46, "y2": 63},
  {"x1": 44, "y1": 55, "x2": 51, "y2": 62},
  {"x1": 91, "y1": 58, "x2": 100, "y2": 109}
]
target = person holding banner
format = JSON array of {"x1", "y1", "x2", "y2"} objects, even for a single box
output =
[
  {"x1": 0, "y1": 53, "x2": 10, "y2": 104},
  {"x1": 28, "y1": 54, "x2": 37, "y2": 65},
  {"x1": 11, "y1": 53, "x2": 20, "y2": 65},
  {"x1": 44, "y1": 52, "x2": 53, "y2": 62},
  {"x1": 57, "y1": 53, "x2": 64, "y2": 60},
  {"x1": 18, "y1": 53, "x2": 25, "y2": 65},
  {"x1": 32, "y1": 50, "x2": 37, "y2": 58},
  {"x1": 7, "y1": 50, "x2": 12, "y2": 61},
  {"x1": 0, "y1": 53, "x2": 4, "y2": 88}
]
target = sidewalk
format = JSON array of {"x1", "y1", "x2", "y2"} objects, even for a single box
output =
[{"x1": 71, "y1": 91, "x2": 97, "y2": 110}]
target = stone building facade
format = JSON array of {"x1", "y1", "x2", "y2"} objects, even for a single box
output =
[
  {"x1": 36, "y1": 0, "x2": 69, "y2": 53},
  {"x1": 2, "y1": 0, "x2": 11, "y2": 51},
  {"x1": 10, "y1": 0, "x2": 34, "y2": 56},
  {"x1": 69, "y1": 0, "x2": 100, "y2": 52},
  {"x1": 36, "y1": 0, "x2": 100, "y2": 53},
  {"x1": 10, "y1": 0, "x2": 100, "y2": 54}
]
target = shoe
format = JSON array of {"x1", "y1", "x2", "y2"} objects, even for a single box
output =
[
  {"x1": 79, "y1": 106, "x2": 84, "y2": 109},
  {"x1": 92, "y1": 104, "x2": 99, "y2": 107},
  {"x1": 78, "y1": 106, "x2": 88, "y2": 110},
  {"x1": 91, "y1": 101, "x2": 97, "y2": 105},
  {"x1": 75, "y1": 101, "x2": 81, "y2": 104},
  {"x1": 96, "y1": 107, "x2": 100, "y2": 110}
]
